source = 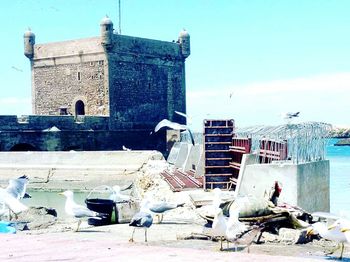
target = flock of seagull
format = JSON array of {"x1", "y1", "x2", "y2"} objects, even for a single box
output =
[{"x1": 1, "y1": 175, "x2": 350, "y2": 259}]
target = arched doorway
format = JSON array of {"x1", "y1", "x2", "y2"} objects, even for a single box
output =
[
  {"x1": 75, "y1": 100, "x2": 85, "y2": 115},
  {"x1": 10, "y1": 143, "x2": 37, "y2": 151}
]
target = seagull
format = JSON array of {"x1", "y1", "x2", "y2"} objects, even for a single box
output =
[
  {"x1": 122, "y1": 145, "x2": 131, "y2": 151},
  {"x1": 228, "y1": 225, "x2": 261, "y2": 253},
  {"x1": 6, "y1": 175, "x2": 31, "y2": 200},
  {"x1": 129, "y1": 199, "x2": 153, "y2": 242},
  {"x1": 282, "y1": 112, "x2": 300, "y2": 119},
  {"x1": 211, "y1": 207, "x2": 228, "y2": 251},
  {"x1": 153, "y1": 118, "x2": 195, "y2": 145},
  {"x1": 307, "y1": 219, "x2": 350, "y2": 259},
  {"x1": 0, "y1": 188, "x2": 28, "y2": 217},
  {"x1": 59, "y1": 190, "x2": 100, "y2": 232},
  {"x1": 226, "y1": 209, "x2": 248, "y2": 242},
  {"x1": 154, "y1": 119, "x2": 187, "y2": 133},
  {"x1": 147, "y1": 199, "x2": 185, "y2": 223},
  {"x1": 109, "y1": 185, "x2": 131, "y2": 202}
]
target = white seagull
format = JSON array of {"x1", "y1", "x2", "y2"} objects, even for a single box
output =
[
  {"x1": 226, "y1": 209, "x2": 248, "y2": 242},
  {"x1": 59, "y1": 190, "x2": 100, "y2": 232},
  {"x1": 211, "y1": 207, "x2": 228, "y2": 251},
  {"x1": 153, "y1": 118, "x2": 195, "y2": 145},
  {"x1": 122, "y1": 145, "x2": 131, "y2": 151},
  {"x1": 109, "y1": 185, "x2": 131, "y2": 203},
  {"x1": 6, "y1": 175, "x2": 31, "y2": 199},
  {"x1": 307, "y1": 218, "x2": 350, "y2": 259},
  {"x1": 0, "y1": 188, "x2": 28, "y2": 216}
]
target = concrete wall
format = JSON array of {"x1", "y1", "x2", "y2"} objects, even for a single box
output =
[
  {"x1": 236, "y1": 155, "x2": 330, "y2": 212},
  {"x1": 0, "y1": 151, "x2": 163, "y2": 191}
]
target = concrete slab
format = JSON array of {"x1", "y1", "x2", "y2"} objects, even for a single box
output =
[{"x1": 0, "y1": 151, "x2": 163, "y2": 191}]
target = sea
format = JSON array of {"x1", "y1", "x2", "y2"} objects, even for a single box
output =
[{"x1": 327, "y1": 138, "x2": 350, "y2": 216}]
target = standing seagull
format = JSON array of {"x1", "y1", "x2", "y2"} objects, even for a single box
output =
[
  {"x1": 226, "y1": 209, "x2": 248, "y2": 243},
  {"x1": 109, "y1": 185, "x2": 131, "y2": 203},
  {"x1": 129, "y1": 199, "x2": 153, "y2": 242},
  {"x1": 59, "y1": 190, "x2": 99, "y2": 232},
  {"x1": 211, "y1": 208, "x2": 228, "y2": 251},
  {"x1": 307, "y1": 219, "x2": 350, "y2": 259}
]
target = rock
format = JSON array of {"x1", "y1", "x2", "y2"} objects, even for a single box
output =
[
  {"x1": 12, "y1": 207, "x2": 57, "y2": 230},
  {"x1": 334, "y1": 138, "x2": 350, "y2": 146},
  {"x1": 278, "y1": 228, "x2": 311, "y2": 244}
]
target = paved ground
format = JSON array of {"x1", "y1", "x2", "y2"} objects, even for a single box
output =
[{"x1": 1, "y1": 220, "x2": 348, "y2": 261}]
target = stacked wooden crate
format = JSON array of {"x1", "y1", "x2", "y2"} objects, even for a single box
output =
[{"x1": 203, "y1": 119, "x2": 234, "y2": 190}]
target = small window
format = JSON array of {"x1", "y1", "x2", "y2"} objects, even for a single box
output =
[
  {"x1": 77, "y1": 72, "x2": 81, "y2": 81},
  {"x1": 90, "y1": 62, "x2": 94, "y2": 66},
  {"x1": 98, "y1": 61, "x2": 104, "y2": 66}
]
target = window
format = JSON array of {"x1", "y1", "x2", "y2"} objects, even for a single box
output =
[
  {"x1": 90, "y1": 61, "x2": 94, "y2": 66},
  {"x1": 77, "y1": 72, "x2": 81, "y2": 81},
  {"x1": 98, "y1": 60, "x2": 104, "y2": 66}
]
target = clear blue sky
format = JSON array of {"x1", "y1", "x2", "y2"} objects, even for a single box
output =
[{"x1": 1, "y1": 0, "x2": 350, "y2": 131}]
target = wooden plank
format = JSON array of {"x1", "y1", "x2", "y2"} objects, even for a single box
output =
[
  {"x1": 203, "y1": 173, "x2": 233, "y2": 177},
  {"x1": 205, "y1": 165, "x2": 231, "y2": 169}
]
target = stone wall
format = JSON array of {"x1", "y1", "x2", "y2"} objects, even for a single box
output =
[
  {"x1": 33, "y1": 60, "x2": 108, "y2": 116},
  {"x1": 0, "y1": 129, "x2": 166, "y2": 152},
  {"x1": 108, "y1": 35, "x2": 186, "y2": 129}
]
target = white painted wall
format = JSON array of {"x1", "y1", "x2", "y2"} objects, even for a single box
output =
[{"x1": 236, "y1": 154, "x2": 330, "y2": 212}]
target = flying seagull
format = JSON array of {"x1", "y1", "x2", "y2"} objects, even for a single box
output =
[
  {"x1": 6, "y1": 175, "x2": 31, "y2": 200},
  {"x1": 283, "y1": 112, "x2": 300, "y2": 119},
  {"x1": 0, "y1": 188, "x2": 28, "y2": 216},
  {"x1": 153, "y1": 118, "x2": 195, "y2": 145}
]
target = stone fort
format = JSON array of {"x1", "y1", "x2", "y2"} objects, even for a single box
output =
[{"x1": 0, "y1": 17, "x2": 190, "y2": 152}]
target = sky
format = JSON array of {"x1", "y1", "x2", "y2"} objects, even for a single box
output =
[{"x1": 1, "y1": 0, "x2": 350, "y2": 131}]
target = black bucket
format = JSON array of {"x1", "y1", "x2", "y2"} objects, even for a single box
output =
[{"x1": 85, "y1": 198, "x2": 115, "y2": 226}]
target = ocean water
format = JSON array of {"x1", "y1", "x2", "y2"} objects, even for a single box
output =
[{"x1": 327, "y1": 138, "x2": 350, "y2": 216}]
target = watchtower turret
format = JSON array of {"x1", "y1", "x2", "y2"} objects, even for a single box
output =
[
  {"x1": 178, "y1": 29, "x2": 190, "y2": 58},
  {"x1": 24, "y1": 28, "x2": 35, "y2": 59},
  {"x1": 100, "y1": 16, "x2": 114, "y2": 50}
]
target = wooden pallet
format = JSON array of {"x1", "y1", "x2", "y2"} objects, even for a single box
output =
[{"x1": 160, "y1": 169, "x2": 203, "y2": 192}]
